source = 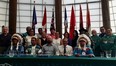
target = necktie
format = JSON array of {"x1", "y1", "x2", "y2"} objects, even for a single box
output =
[{"x1": 64, "y1": 46, "x2": 66, "y2": 55}]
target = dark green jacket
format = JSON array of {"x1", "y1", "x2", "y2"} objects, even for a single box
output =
[
  {"x1": 100, "y1": 34, "x2": 116, "y2": 50},
  {"x1": 91, "y1": 35, "x2": 101, "y2": 49}
]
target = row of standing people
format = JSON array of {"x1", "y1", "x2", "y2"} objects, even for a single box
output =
[
  {"x1": 0, "y1": 26, "x2": 94, "y2": 57},
  {"x1": 91, "y1": 27, "x2": 116, "y2": 57},
  {"x1": 0, "y1": 26, "x2": 116, "y2": 57}
]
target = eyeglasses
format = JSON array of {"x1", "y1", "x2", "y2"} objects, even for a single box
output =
[
  {"x1": 79, "y1": 40, "x2": 86, "y2": 42},
  {"x1": 31, "y1": 40, "x2": 36, "y2": 41}
]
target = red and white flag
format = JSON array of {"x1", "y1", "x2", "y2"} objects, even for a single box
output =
[{"x1": 42, "y1": 6, "x2": 47, "y2": 33}]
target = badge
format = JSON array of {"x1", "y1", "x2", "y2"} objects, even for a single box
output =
[
  {"x1": 103, "y1": 41, "x2": 107, "y2": 44},
  {"x1": 82, "y1": 52, "x2": 86, "y2": 55}
]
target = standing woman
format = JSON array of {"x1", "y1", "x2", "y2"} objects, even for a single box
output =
[
  {"x1": 63, "y1": 32, "x2": 72, "y2": 46},
  {"x1": 71, "y1": 30, "x2": 79, "y2": 49},
  {"x1": 53, "y1": 32, "x2": 62, "y2": 47},
  {"x1": 39, "y1": 31, "x2": 47, "y2": 47},
  {"x1": 25, "y1": 29, "x2": 37, "y2": 47}
]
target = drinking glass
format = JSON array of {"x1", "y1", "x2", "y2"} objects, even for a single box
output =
[
  {"x1": 100, "y1": 52, "x2": 104, "y2": 58},
  {"x1": 105, "y1": 50, "x2": 112, "y2": 58}
]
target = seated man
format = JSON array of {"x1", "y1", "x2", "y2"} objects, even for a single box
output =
[
  {"x1": 25, "y1": 37, "x2": 42, "y2": 56},
  {"x1": 6, "y1": 36, "x2": 24, "y2": 56},
  {"x1": 58, "y1": 38, "x2": 73, "y2": 56},
  {"x1": 42, "y1": 36, "x2": 58, "y2": 56},
  {"x1": 74, "y1": 37, "x2": 94, "y2": 57}
]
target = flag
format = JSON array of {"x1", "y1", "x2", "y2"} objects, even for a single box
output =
[
  {"x1": 64, "y1": 7, "x2": 68, "y2": 32},
  {"x1": 69, "y1": 6, "x2": 76, "y2": 40},
  {"x1": 32, "y1": 5, "x2": 37, "y2": 34},
  {"x1": 86, "y1": 3, "x2": 91, "y2": 35},
  {"x1": 42, "y1": 6, "x2": 47, "y2": 33},
  {"x1": 79, "y1": 4, "x2": 84, "y2": 30},
  {"x1": 50, "y1": 8, "x2": 55, "y2": 30}
]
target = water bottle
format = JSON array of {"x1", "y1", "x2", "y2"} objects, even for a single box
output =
[{"x1": 9, "y1": 50, "x2": 14, "y2": 57}]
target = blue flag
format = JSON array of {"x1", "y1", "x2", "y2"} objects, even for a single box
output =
[
  {"x1": 50, "y1": 8, "x2": 55, "y2": 30},
  {"x1": 32, "y1": 5, "x2": 37, "y2": 33},
  {"x1": 64, "y1": 7, "x2": 68, "y2": 27},
  {"x1": 64, "y1": 7, "x2": 68, "y2": 32}
]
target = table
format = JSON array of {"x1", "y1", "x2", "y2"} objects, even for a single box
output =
[{"x1": 0, "y1": 56, "x2": 116, "y2": 66}]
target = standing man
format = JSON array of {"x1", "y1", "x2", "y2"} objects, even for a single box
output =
[
  {"x1": 99, "y1": 26, "x2": 106, "y2": 38},
  {"x1": 91, "y1": 30, "x2": 101, "y2": 56},
  {"x1": 0, "y1": 26, "x2": 11, "y2": 54},
  {"x1": 22, "y1": 26, "x2": 32, "y2": 37},
  {"x1": 100, "y1": 28, "x2": 116, "y2": 57}
]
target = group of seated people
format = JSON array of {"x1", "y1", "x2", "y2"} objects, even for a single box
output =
[{"x1": 0, "y1": 26, "x2": 116, "y2": 57}]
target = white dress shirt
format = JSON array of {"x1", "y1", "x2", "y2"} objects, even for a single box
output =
[
  {"x1": 31, "y1": 46, "x2": 36, "y2": 55},
  {"x1": 58, "y1": 45, "x2": 73, "y2": 56},
  {"x1": 25, "y1": 35, "x2": 37, "y2": 46},
  {"x1": 53, "y1": 38, "x2": 61, "y2": 47}
]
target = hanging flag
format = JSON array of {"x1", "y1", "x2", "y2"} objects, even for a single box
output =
[
  {"x1": 42, "y1": 6, "x2": 47, "y2": 33},
  {"x1": 69, "y1": 6, "x2": 76, "y2": 40},
  {"x1": 50, "y1": 8, "x2": 55, "y2": 30},
  {"x1": 86, "y1": 3, "x2": 91, "y2": 35},
  {"x1": 79, "y1": 4, "x2": 84, "y2": 30},
  {"x1": 64, "y1": 7, "x2": 68, "y2": 32},
  {"x1": 32, "y1": 3, "x2": 37, "y2": 34}
]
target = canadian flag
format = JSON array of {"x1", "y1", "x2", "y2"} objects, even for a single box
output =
[{"x1": 42, "y1": 6, "x2": 47, "y2": 33}]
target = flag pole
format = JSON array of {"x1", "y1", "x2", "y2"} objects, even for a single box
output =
[
  {"x1": 74, "y1": 0, "x2": 77, "y2": 31},
  {"x1": 42, "y1": 2, "x2": 47, "y2": 33},
  {"x1": 42, "y1": 0, "x2": 44, "y2": 15},
  {"x1": 33, "y1": 1, "x2": 35, "y2": 33},
  {"x1": 64, "y1": 13, "x2": 68, "y2": 33},
  {"x1": 50, "y1": 8, "x2": 55, "y2": 31},
  {"x1": 45, "y1": 2, "x2": 47, "y2": 33},
  {"x1": 32, "y1": 1, "x2": 37, "y2": 34},
  {"x1": 63, "y1": 0, "x2": 68, "y2": 33},
  {"x1": 34, "y1": 1, "x2": 35, "y2": 34}
]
